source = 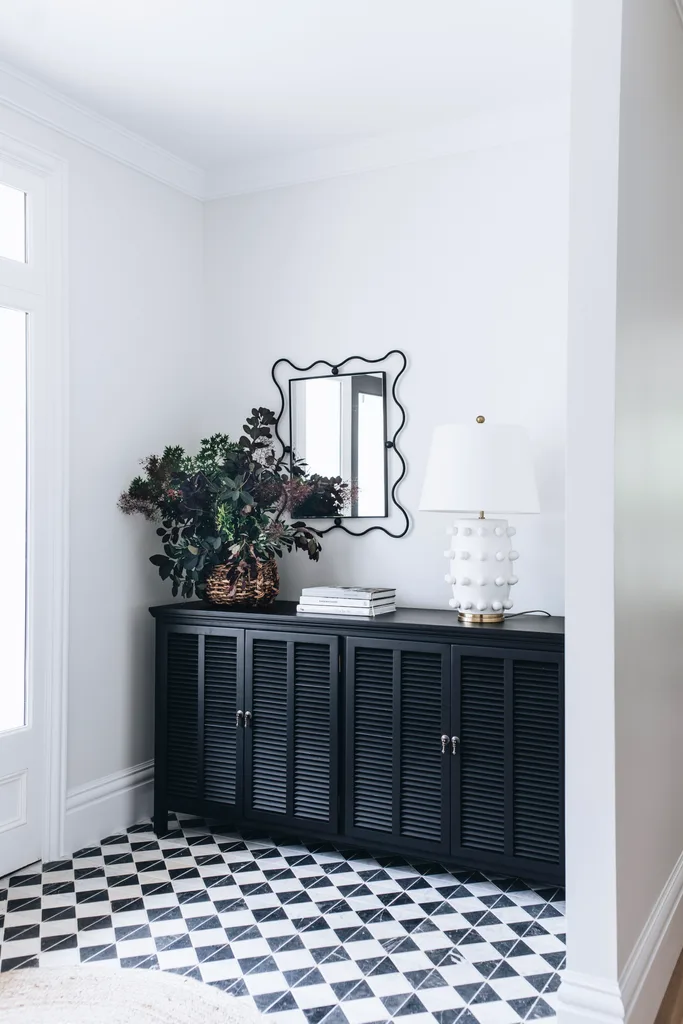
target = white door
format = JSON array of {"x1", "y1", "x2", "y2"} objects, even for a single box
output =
[{"x1": 0, "y1": 168, "x2": 46, "y2": 876}]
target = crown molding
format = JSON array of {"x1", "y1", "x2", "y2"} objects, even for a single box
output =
[
  {"x1": 203, "y1": 97, "x2": 568, "y2": 201},
  {"x1": 0, "y1": 60, "x2": 205, "y2": 198},
  {"x1": 0, "y1": 55, "x2": 566, "y2": 202}
]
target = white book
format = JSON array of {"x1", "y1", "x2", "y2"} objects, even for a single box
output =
[
  {"x1": 299, "y1": 595, "x2": 396, "y2": 608},
  {"x1": 300, "y1": 586, "x2": 396, "y2": 600},
  {"x1": 296, "y1": 603, "x2": 396, "y2": 617}
]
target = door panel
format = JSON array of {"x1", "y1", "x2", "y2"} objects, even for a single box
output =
[
  {"x1": 457, "y1": 653, "x2": 506, "y2": 854},
  {"x1": 293, "y1": 642, "x2": 336, "y2": 822},
  {"x1": 349, "y1": 644, "x2": 394, "y2": 833},
  {"x1": 249, "y1": 637, "x2": 288, "y2": 816},
  {"x1": 0, "y1": 303, "x2": 39, "y2": 877},
  {"x1": 166, "y1": 631, "x2": 200, "y2": 803},
  {"x1": 451, "y1": 646, "x2": 564, "y2": 873},
  {"x1": 158, "y1": 626, "x2": 244, "y2": 818},
  {"x1": 203, "y1": 632, "x2": 242, "y2": 806},
  {"x1": 346, "y1": 637, "x2": 451, "y2": 855},
  {"x1": 244, "y1": 631, "x2": 338, "y2": 831},
  {"x1": 512, "y1": 658, "x2": 563, "y2": 863}
]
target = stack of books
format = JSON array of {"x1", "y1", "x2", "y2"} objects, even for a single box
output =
[{"x1": 296, "y1": 586, "x2": 397, "y2": 617}]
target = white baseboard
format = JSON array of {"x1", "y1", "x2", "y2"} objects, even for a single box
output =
[
  {"x1": 558, "y1": 849, "x2": 683, "y2": 1024},
  {"x1": 620, "y1": 849, "x2": 683, "y2": 1024},
  {"x1": 64, "y1": 760, "x2": 154, "y2": 855},
  {"x1": 557, "y1": 971, "x2": 625, "y2": 1024}
]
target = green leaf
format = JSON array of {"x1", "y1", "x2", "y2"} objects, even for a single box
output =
[{"x1": 149, "y1": 554, "x2": 168, "y2": 567}]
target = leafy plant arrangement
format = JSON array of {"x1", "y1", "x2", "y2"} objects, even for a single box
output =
[{"x1": 118, "y1": 408, "x2": 352, "y2": 600}]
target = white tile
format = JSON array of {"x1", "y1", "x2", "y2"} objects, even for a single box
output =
[
  {"x1": 478, "y1": 924, "x2": 519, "y2": 943},
  {"x1": 272, "y1": 949, "x2": 318, "y2": 973},
  {"x1": 230, "y1": 937, "x2": 272, "y2": 960},
  {"x1": 156, "y1": 948, "x2": 200, "y2": 970},
  {"x1": 300, "y1": 928, "x2": 340, "y2": 950},
  {"x1": 199, "y1": 959, "x2": 243, "y2": 983},
  {"x1": 39, "y1": 948, "x2": 81, "y2": 967},
  {"x1": 110, "y1": 910, "x2": 148, "y2": 927},
  {"x1": 3, "y1": 910, "x2": 41, "y2": 926},
  {"x1": 488, "y1": 976, "x2": 539, "y2": 1001},
  {"x1": 366, "y1": 919, "x2": 406, "y2": 941},
  {"x1": 341, "y1": 995, "x2": 391, "y2": 1023},
  {"x1": 418, "y1": 932, "x2": 459, "y2": 954},
  {"x1": 258, "y1": 919, "x2": 297, "y2": 940},
  {"x1": 245, "y1": 970, "x2": 289, "y2": 995},
  {"x1": 345, "y1": 895, "x2": 384, "y2": 913},
  {"x1": 116, "y1": 937, "x2": 157, "y2": 957},
  {"x1": 266, "y1": 1008, "x2": 308, "y2": 1024},
  {"x1": 79, "y1": 928, "x2": 117, "y2": 947},
  {"x1": 435, "y1": 961, "x2": 485, "y2": 986},
  {"x1": 508, "y1": 953, "x2": 558, "y2": 976},
  {"x1": 292, "y1": 982, "x2": 338, "y2": 1009},
  {"x1": 457, "y1": 941, "x2": 501, "y2": 964},
  {"x1": 419, "y1": 986, "x2": 467, "y2": 1012},
  {"x1": 284, "y1": 903, "x2": 320, "y2": 921},
  {"x1": 343, "y1": 938, "x2": 387, "y2": 961},
  {"x1": 0, "y1": 938, "x2": 41, "y2": 958},
  {"x1": 468, "y1": 1000, "x2": 523, "y2": 1024},
  {"x1": 190, "y1": 928, "x2": 228, "y2": 948},
  {"x1": 144, "y1": 893, "x2": 184, "y2": 909},
  {"x1": 388, "y1": 950, "x2": 434, "y2": 974},
  {"x1": 148, "y1": 919, "x2": 187, "y2": 939},
  {"x1": 317, "y1": 959, "x2": 364, "y2": 984},
  {"x1": 366, "y1": 972, "x2": 413, "y2": 998}
]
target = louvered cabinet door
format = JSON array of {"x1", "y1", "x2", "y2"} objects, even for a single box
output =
[
  {"x1": 244, "y1": 630, "x2": 339, "y2": 832},
  {"x1": 154, "y1": 625, "x2": 244, "y2": 833},
  {"x1": 451, "y1": 647, "x2": 564, "y2": 879},
  {"x1": 345, "y1": 638, "x2": 451, "y2": 855}
]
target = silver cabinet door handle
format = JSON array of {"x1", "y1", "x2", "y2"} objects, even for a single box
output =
[
  {"x1": 236, "y1": 709, "x2": 244, "y2": 727},
  {"x1": 451, "y1": 736, "x2": 460, "y2": 755},
  {"x1": 441, "y1": 734, "x2": 450, "y2": 754},
  {"x1": 245, "y1": 711, "x2": 252, "y2": 728}
]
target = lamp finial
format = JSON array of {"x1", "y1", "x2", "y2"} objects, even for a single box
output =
[{"x1": 476, "y1": 415, "x2": 485, "y2": 424}]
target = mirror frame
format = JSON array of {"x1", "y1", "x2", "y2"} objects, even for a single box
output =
[{"x1": 271, "y1": 350, "x2": 409, "y2": 538}]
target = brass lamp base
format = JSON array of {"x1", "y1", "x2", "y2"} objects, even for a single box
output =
[{"x1": 458, "y1": 610, "x2": 505, "y2": 624}]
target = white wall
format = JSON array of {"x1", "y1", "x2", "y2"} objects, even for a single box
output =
[
  {"x1": 561, "y1": 3, "x2": 683, "y2": 1023},
  {"x1": 0, "y1": 104, "x2": 204, "y2": 805},
  {"x1": 559, "y1": 1, "x2": 622, "y2": 1020},
  {"x1": 203, "y1": 136, "x2": 569, "y2": 613},
  {"x1": 614, "y1": 0, "x2": 683, "y2": 1005}
]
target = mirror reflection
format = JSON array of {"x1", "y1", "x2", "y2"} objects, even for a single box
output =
[{"x1": 289, "y1": 372, "x2": 387, "y2": 518}]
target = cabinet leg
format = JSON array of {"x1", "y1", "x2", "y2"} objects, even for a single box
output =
[{"x1": 153, "y1": 804, "x2": 168, "y2": 837}]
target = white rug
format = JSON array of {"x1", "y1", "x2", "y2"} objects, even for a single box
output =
[{"x1": 0, "y1": 966, "x2": 263, "y2": 1024}]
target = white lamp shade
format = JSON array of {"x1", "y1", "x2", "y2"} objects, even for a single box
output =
[{"x1": 419, "y1": 422, "x2": 540, "y2": 514}]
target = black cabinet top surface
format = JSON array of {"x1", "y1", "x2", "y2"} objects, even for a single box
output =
[{"x1": 150, "y1": 600, "x2": 564, "y2": 651}]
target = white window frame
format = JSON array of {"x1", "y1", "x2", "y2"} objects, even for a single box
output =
[{"x1": 0, "y1": 132, "x2": 69, "y2": 861}]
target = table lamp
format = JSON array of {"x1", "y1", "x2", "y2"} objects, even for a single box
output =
[{"x1": 419, "y1": 416, "x2": 540, "y2": 622}]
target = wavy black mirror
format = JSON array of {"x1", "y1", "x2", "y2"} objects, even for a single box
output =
[{"x1": 271, "y1": 351, "x2": 409, "y2": 538}]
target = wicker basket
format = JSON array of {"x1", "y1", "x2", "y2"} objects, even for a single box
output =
[{"x1": 204, "y1": 558, "x2": 280, "y2": 607}]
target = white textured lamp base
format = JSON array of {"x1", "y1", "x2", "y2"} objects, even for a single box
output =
[{"x1": 443, "y1": 518, "x2": 519, "y2": 623}]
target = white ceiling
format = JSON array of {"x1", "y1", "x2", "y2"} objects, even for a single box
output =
[{"x1": 0, "y1": 0, "x2": 570, "y2": 177}]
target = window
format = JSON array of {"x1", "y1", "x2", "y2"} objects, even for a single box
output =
[{"x1": 0, "y1": 306, "x2": 27, "y2": 731}]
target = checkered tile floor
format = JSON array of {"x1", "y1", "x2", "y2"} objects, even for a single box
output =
[{"x1": 0, "y1": 814, "x2": 565, "y2": 1024}]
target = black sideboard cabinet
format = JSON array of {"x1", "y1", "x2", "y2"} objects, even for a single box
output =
[{"x1": 150, "y1": 602, "x2": 565, "y2": 884}]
